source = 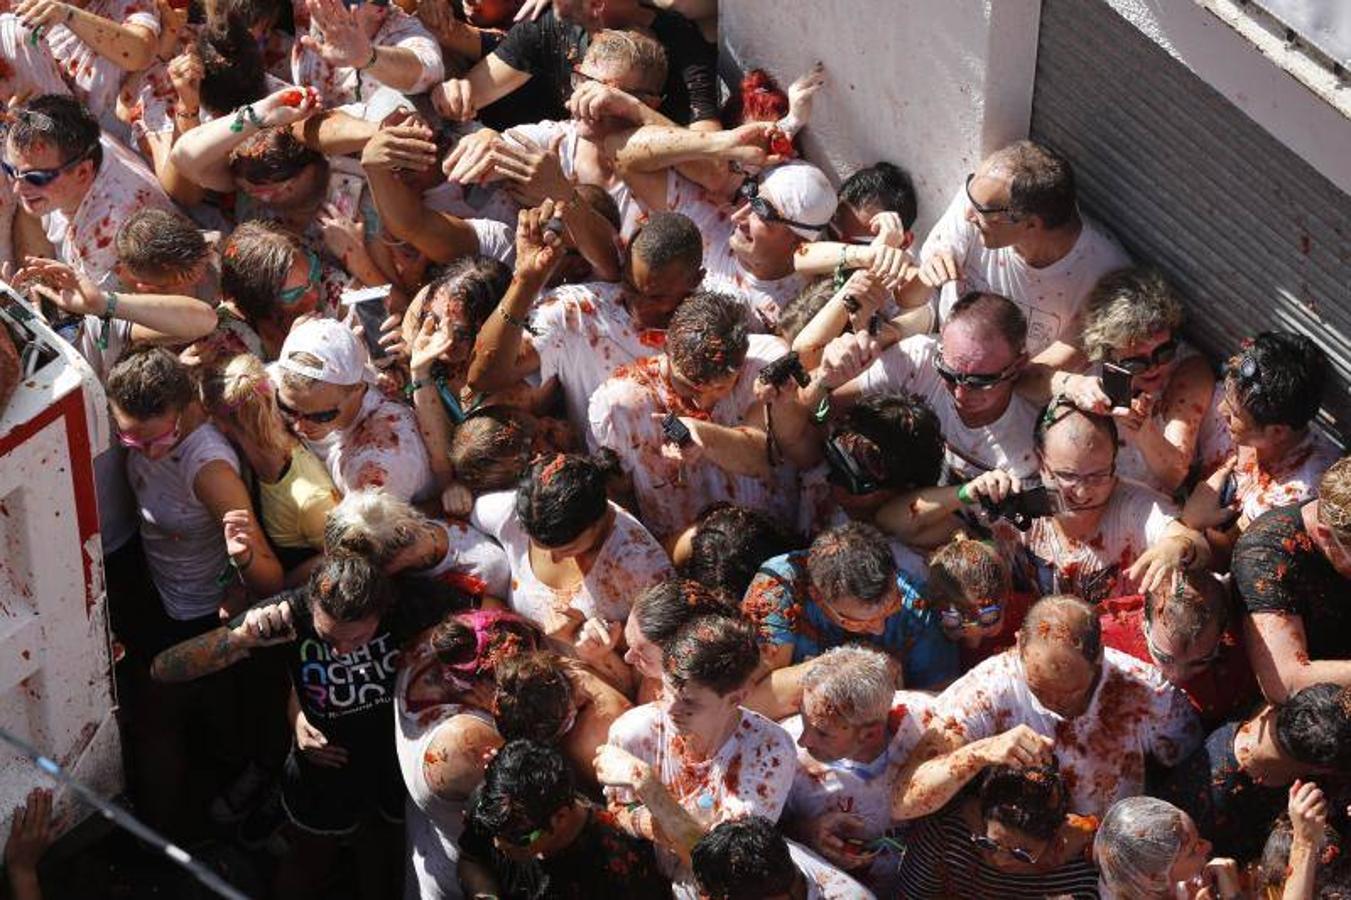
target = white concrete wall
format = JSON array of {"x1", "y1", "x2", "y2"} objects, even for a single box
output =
[{"x1": 718, "y1": 0, "x2": 1042, "y2": 238}]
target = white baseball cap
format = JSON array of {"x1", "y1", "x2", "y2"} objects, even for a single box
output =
[
  {"x1": 276, "y1": 318, "x2": 369, "y2": 386},
  {"x1": 758, "y1": 161, "x2": 838, "y2": 241}
]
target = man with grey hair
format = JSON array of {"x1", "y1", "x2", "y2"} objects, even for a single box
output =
[
  {"x1": 892, "y1": 594, "x2": 1202, "y2": 819},
  {"x1": 782, "y1": 645, "x2": 933, "y2": 897}
]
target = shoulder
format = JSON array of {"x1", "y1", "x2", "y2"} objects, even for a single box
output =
[
  {"x1": 1115, "y1": 479, "x2": 1178, "y2": 518},
  {"x1": 1074, "y1": 214, "x2": 1132, "y2": 268},
  {"x1": 736, "y1": 708, "x2": 795, "y2": 751},
  {"x1": 423, "y1": 714, "x2": 502, "y2": 800},
  {"x1": 607, "y1": 702, "x2": 664, "y2": 750},
  {"x1": 1235, "y1": 504, "x2": 1304, "y2": 557},
  {"x1": 470, "y1": 490, "x2": 517, "y2": 535},
  {"x1": 185, "y1": 424, "x2": 241, "y2": 471}
]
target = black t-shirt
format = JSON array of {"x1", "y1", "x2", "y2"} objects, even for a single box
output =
[
  {"x1": 459, "y1": 798, "x2": 673, "y2": 900},
  {"x1": 488, "y1": 8, "x2": 717, "y2": 128},
  {"x1": 1233, "y1": 503, "x2": 1351, "y2": 661}
]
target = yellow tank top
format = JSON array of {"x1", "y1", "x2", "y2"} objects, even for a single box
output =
[{"x1": 259, "y1": 445, "x2": 341, "y2": 550}]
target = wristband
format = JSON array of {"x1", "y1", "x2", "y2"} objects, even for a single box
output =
[
  {"x1": 499, "y1": 307, "x2": 538, "y2": 336},
  {"x1": 403, "y1": 378, "x2": 426, "y2": 398},
  {"x1": 811, "y1": 392, "x2": 832, "y2": 425},
  {"x1": 96, "y1": 291, "x2": 120, "y2": 350},
  {"x1": 957, "y1": 483, "x2": 974, "y2": 505},
  {"x1": 358, "y1": 45, "x2": 378, "y2": 70}
]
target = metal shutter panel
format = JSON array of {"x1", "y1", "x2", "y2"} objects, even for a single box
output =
[{"x1": 1030, "y1": 0, "x2": 1351, "y2": 443}]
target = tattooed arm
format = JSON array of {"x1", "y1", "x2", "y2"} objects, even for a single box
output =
[{"x1": 150, "y1": 595, "x2": 297, "y2": 683}]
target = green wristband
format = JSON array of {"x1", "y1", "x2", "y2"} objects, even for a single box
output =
[{"x1": 956, "y1": 483, "x2": 974, "y2": 505}]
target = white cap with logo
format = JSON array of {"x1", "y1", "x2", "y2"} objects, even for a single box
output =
[{"x1": 276, "y1": 318, "x2": 370, "y2": 386}]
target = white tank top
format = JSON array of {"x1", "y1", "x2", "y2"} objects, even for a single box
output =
[{"x1": 394, "y1": 647, "x2": 494, "y2": 900}]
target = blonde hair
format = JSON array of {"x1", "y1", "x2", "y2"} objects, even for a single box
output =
[
  {"x1": 1080, "y1": 267, "x2": 1184, "y2": 362},
  {"x1": 324, "y1": 488, "x2": 425, "y2": 563},
  {"x1": 586, "y1": 29, "x2": 668, "y2": 96},
  {"x1": 200, "y1": 353, "x2": 291, "y2": 454}
]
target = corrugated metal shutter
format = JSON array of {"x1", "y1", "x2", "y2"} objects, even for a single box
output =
[{"x1": 1030, "y1": 0, "x2": 1351, "y2": 443}]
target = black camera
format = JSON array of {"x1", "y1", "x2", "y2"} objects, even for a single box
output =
[
  {"x1": 757, "y1": 351, "x2": 811, "y2": 389},
  {"x1": 981, "y1": 483, "x2": 1061, "y2": 531},
  {"x1": 661, "y1": 412, "x2": 693, "y2": 447}
]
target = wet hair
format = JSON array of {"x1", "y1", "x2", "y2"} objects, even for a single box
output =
[
  {"x1": 946, "y1": 290, "x2": 1028, "y2": 351},
  {"x1": 978, "y1": 764, "x2": 1068, "y2": 841},
  {"x1": 199, "y1": 353, "x2": 290, "y2": 454},
  {"x1": 214, "y1": 0, "x2": 284, "y2": 31},
  {"x1": 448, "y1": 408, "x2": 536, "y2": 495},
  {"x1": 692, "y1": 816, "x2": 797, "y2": 900},
  {"x1": 987, "y1": 140, "x2": 1077, "y2": 229},
  {"x1": 219, "y1": 220, "x2": 302, "y2": 323},
  {"x1": 197, "y1": 17, "x2": 268, "y2": 114},
  {"x1": 833, "y1": 392, "x2": 945, "y2": 491},
  {"x1": 116, "y1": 209, "x2": 209, "y2": 280},
  {"x1": 584, "y1": 29, "x2": 667, "y2": 96},
  {"x1": 663, "y1": 615, "x2": 760, "y2": 696},
  {"x1": 1143, "y1": 571, "x2": 1230, "y2": 648},
  {"x1": 726, "y1": 69, "x2": 789, "y2": 126},
  {"x1": 324, "y1": 488, "x2": 424, "y2": 564},
  {"x1": 666, "y1": 290, "x2": 750, "y2": 385},
  {"x1": 680, "y1": 504, "x2": 795, "y2": 600},
  {"x1": 306, "y1": 553, "x2": 393, "y2": 623},
  {"x1": 1274, "y1": 684, "x2": 1351, "y2": 768},
  {"x1": 1033, "y1": 399, "x2": 1119, "y2": 460},
  {"x1": 1081, "y1": 267, "x2": 1185, "y2": 363},
  {"x1": 1258, "y1": 813, "x2": 1344, "y2": 896},
  {"x1": 1320, "y1": 457, "x2": 1351, "y2": 536},
  {"x1": 1094, "y1": 797, "x2": 1192, "y2": 900},
  {"x1": 106, "y1": 348, "x2": 195, "y2": 419},
  {"x1": 839, "y1": 161, "x2": 919, "y2": 231},
  {"x1": 1019, "y1": 594, "x2": 1102, "y2": 663},
  {"x1": 471, "y1": 739, "x2": 574, "y2": 837},
  {"x1": 806, "y1": 521, "x2": 896, "y2": 605},
  {"x1": 630, "y1": 211, "x2": 703, "y2": 275},
  {"x1": 775, "y1": 278, "x2": 836, "y2": 344},
  {"x1": 632, "y1": 579, "x2": 736, "y2": 648},
  {"x1": 926, "y1": 535, "x2": 1012, "y2": 614},
  {"x1": 515, "y1": 452, "x2": 619, "y2": 548},
  {"x1": 7, "y1": 95, "x2": 102, "y2": 172},
  {"x1": 228, "y1": 126, "x2": 326, "y2": 186},
  {"x1": 493, "y1": 651, "x2": 575, "y2": 743},
  {"x1": 428, "y1": 610, "x2": 541, "y2": 677},
  {"x1": 423, "y1": 256, "x2": 512, "y2": 334},
  {"x1": 1227, "y1": 331, "x2": 1329, "y2": 430},
  {"x1": 798, "y1": 645, "x2": 894, "y2": 727}
]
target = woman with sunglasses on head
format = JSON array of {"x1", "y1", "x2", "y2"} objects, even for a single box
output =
[
  {"x1": 896, "y1": 764, "x2": 1102, "y2": 899},
  {"x1": 1053, "y1": 267, "x2": 1214, "y2": 495}
]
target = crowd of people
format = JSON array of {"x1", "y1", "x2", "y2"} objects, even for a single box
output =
[{"x1": 0, "y1": 0, "x2": 1347, "y2": 897}]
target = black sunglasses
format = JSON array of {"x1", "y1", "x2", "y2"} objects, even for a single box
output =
[
  {"x1": 276, "y1": 396, "x2": 341, "y2": 424},
  {"x1": 823, "y1": 435, "x2": 880, "y2": 495},
  {"x1": 1110, "y1": 338, "x2": 1178, "y2": 374},
  {"x1": 969, "y1": 832, "x2": 1038, "y2": 864},
  {"x1": 738, "y1": 177, "x2": 830, "y2": 233},
  {"x1": 1, "y1": 142, "x2": 95, "y2": 188},
  {"x1": 964, "y1": 173, "x2": 1015, "y2": 218},
  {"x1": 933, "y1": 355, "x2": 1019, "y2": 389}
]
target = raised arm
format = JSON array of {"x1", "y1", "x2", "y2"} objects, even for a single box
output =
[
  {"x1": 361, "y1": 126, "x2": 481, "y2": 263},
  {"x1": 300, "y1": 0, "x2": 441, "y2": 94},
  {"x1": 1244, "y1": 612, "x2": 1351, "y2": 703},
  {"x1": 891, "y1": 724, "x2": 1052, "y2": 820},
  {"x1": 170, "y1": 86, "x2": 323, "y2": 192},
  {"x1": 606, "y1": 121, "x2": 782, "y2": 178},
  {"x1": 431, "y1": 53, "x2": 531, "y2": 123},
  {"x1": 596, "y1": 744, "x2": 705, "y2": 865},
  {"x1": 17, "y1": 0, "x2": 156, "y2": 69}
]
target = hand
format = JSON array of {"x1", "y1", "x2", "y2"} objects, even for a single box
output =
[
  {"x1": 834, "y1": 270, "x2": 888, "y2": 327},
  {"x1": 870, "y1": 210, "x2": 907, "y2": 246},
  {"x1": 1197, "y1": 858, "x2": 1241, "y2": 900},
  {"x1": 513, "y1": 198, "x2": 567, "y2": 282},
  {"x1": 443, "y1": 128, "x2": 502, "y2": 183},
  {"x1": 14, "y1": 256, "x2": 104, "y2": 316},
  {"x1": 254, "y1": 85, "x2": 323, "y2": 127},
  {"x1": 513, "y1": 0, "x2": 548, "y2": 22},
  {"x1": 232, "y1": 599, "x2": 297, "y2": 648},
  {"x1": 431, "y1": 77, "x2": 477, "y2": 123},
  {"x1": 360, "y1": 124, "x2": 438, "y2": 172},
  {"x1": 918, "y1": 249, "x2": 960, "y2": 288},
  {"x1": 963, "y1": 468, "x2": 1020, "y2": 507},
  {"x1": 867, "y1": 242, "x2": 915, "y2": 292},
  {"x1": 317, "y1": 203, "x2": 367, "y2": 268},
  {"x1": 1182, "y1": 458, "x2": 1239, "y2": 531},
  {"x1": 1288, "y1": 779, "x2": 1328, "y2": 846},
  {"x1": 168, "y1": 45, "x2": 204, "y2": 111},
  {"x1": 575, "y1": 617, "x2": 623, "y2": 666},
  {"x1": 222, "y1": 508, "x2": 258, "y2": 561},
  {"x1": 1056, "y1": 372, "x2": 1112, "y2": 414},
  {"x1": 810, "y1": 810, "x2": 876, "y2": 871},
  {"x1": 408, "y1": 314, "x2": 453, "y2": 376},
  {"x1": 300, "y1": 0, "x2": 372, "y2": 69},
  {"x1": 1126, "y1": 534, "x2": 1195, "y2": 594},
  {"x1": 1112, "y1": 390, "x2": 1156, "y2": 435},
  {"x1": 593, "y1": 744, "x2": 652, "y2": 790},
  {"x1": 720, "y1": 121, "x2": 791, "y2": 171},
  {"x1": 492, "y1": 133, "x2": 572, "y2": 206},
  {"x1": 981, "y1": 724, "x2": 1054, "y2": 768},
  {"x1": 377, "y1": 312, "x2": 408, "y2": 359},
  {"x1": 14, "y1": 0, "x2": 70, "y2": 31},
  {"x1": 565, "y1": 80, "x2": 644, "y2": 126},
  {"x1": 441, "y1": 481, "x2": 474, "y2": 519},
  {"x1": 817, "y1": 330, "x2": 882, "y2": 390},
  {"x1": 4, "y1": 788, "x2": 54, "y2": 875},
  {"x1": 786, "y1": 61, "x2": 826, "y2": 126},
  {"x1": 652, "y1": 413, "x2": 705, "y2": 468},
  {"x1": 295, "y1": 711, "x2": 348, "y2": 767},
  {"x1": 415, "y1": 0, "x2": 459, "y2": 44}
]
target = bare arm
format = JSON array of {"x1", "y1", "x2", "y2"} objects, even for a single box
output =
[
  {"x1": 606, "y1": 122, "x2": 777, "y2": 178},
  {"x1": 742, "y1": 654, "x2": 810, "y2": 721},
  {"x1": 171, "y1": 87, "x2": 324, "y2": 192},
  {"x1": 290, "y1": 110, "x2": 378, "y2": 156},
  {"x1": 892, "y1": 724, "x2": 1051, "y2": 820},
  {"x1": 1244, "y1": 612, "x2": 1351, "y2": 703},
  {"x1": 194, "y1": 461, "x2": 285, "y2": 598},
  {"x1": 150, "y1": 595, "x2": 294, "y2": 682},
  {"x1": 27, "y1": 1, "x2": 158, "y2": 70},
  {"x1": 423, "y1": 716, "x2": 503, "y2": 800},
  {"x1": 682, "y1": 418, "x2": 771, "y2": 480},
  {"x1": 363, "y1": 150, "x2": 480, "y2": 263}
]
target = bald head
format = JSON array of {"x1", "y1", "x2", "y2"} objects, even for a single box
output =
[
  {"x1": 945, "y1": 291, "x2": 1027, "y2": 353},
  {"x1": 1019, "y1": 594, "x2": 1101, "y2": 663}
]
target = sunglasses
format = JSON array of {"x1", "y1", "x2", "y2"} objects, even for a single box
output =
[
  {"x1": 969, "y1": 832, "x2": 1039, "y2": 865},
  {"x1": 1110, "y1": 338, "x2": 1177, "y2": 374},
  {"x1": 117, "y1": 414, "x2": 182, "y2": 452},
  {"x1": 278, "y1": 250, "x2": 322, "y2": 305},
  {"x1": 738, "y1": 177, "x2": 830, "y2": 233},
  {"x1": 940, "y1": 601, "x2": 1004, "y2": 630},
  {"x1": 933, "y1": 355, "x2": 1019, "y2": 390},
  {"x1": 276, "y1": 396, "x2": 341, "y2": 424},
  {"x1": 569, "y1": 66, "x2": 661, "y2": 102},
  {"x1": 2, "y1": 144, "x2": 95, "y2": 187},
  {"x1": 823, "y1": 434, "x2": 881, "y2": 495},
  {"x1": 964, "y1": 173, "x2": 1016, "y2": 218}
]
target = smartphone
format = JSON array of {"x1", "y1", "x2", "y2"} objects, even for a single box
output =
[
  {"x1": 1101, "y1": 361, "x2": 1133, "y2": 409},
  {"x1": 341, "y1": 285, "x2": 393, "y2": 361},
  {"x1": 661, "y1": 412, "x2": 693, "y2": 447}
]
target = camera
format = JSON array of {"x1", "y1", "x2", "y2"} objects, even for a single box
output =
[
  {"x1": 661, "y1": 412, "x2": 693, "y2": 447},
  {"x1": 981, "y1": 482, "x2": 1061, "y2": 531},
  {"x1": 757, "y1": 351, "x2": 810, "y2": 389}
]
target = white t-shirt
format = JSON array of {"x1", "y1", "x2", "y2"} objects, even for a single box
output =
[
  {"x1": 469, "y1": 491, "x2": 673, "y2": 633},
  {"x1": 419, "y1": 518, "x2": 511, "y2": 602},
  {"x1": 667, "y1": 172, "x2": 806, "y2": 334},
  {"x1": 994, "y1": 479, "x2": 1177, "y2": 603},
  {"x1": 931, "y1": 647, "x2": 1201, "y2": 816},
  {"x1": 44, "y1": 0, "x2": 160, "y2": 123},
  {"x1": 783, "y1": 691, "x2": 932, "y2": 897},
  {"x1": 126, "y1": 423, "x2": 238, "y2": 620},
  {"x1": 788, "y1": 839, "x2": 877, "y2": 900},
  {"x1": 421, "y1": 184, "x2": 516, "y2": 265},
  {"x1": 528, "y1": 280, "x2": 665, "y2": 433},
  {"x1": 921, "y1": 186, "x2": 1130, "y2": 357},
  {"x1": 42, "y1": 136, "x2": 177, "y2": 289},
  {"x1": 852, "y1": 334, "x2": 1041, "y2": 481},
  {"x1": 421, "y1": 174, "x2": 519, "y2": 230},
  {"x1": 587, "y1": 335, "x2": 797, "y2": 540},
  {"x1": 305, "y1": 388, "x2": 436, "y2": 503},
  {"x1": 605, "y1": 703, "x2": 797, "y2": 898},
  {"x1": 0, "y1": 14, "x2": 70, "y2": 100},
  {"x1": 291, "y1": 6, "x2": 442, "y2": 108}
]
